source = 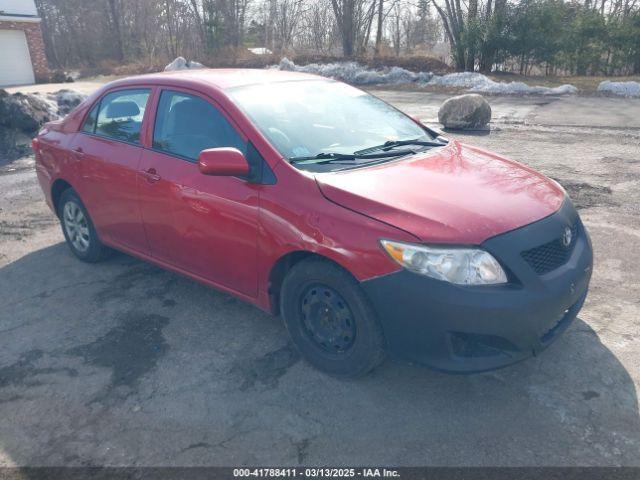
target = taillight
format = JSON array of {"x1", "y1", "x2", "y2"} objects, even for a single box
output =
[{"x1": 31, "y1": 138, "x2": 40, "y2": 155}]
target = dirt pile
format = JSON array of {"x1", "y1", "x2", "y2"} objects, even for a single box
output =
[{"x1": 0, "y1": 89, "x2": 87, "y2": 162}]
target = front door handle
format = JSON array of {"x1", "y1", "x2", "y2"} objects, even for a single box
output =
[
  {"x1": 141, "y1": 168, "x2": 161, "y2": 183},
  {"x1": 72, "y1": 147, "x2": 84, "y2": 159}
]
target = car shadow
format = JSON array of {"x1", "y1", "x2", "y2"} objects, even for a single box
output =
[{"x1": 0, "y1": 243, "x2": 638, "y2": 467}]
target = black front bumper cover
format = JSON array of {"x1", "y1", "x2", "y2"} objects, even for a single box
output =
[{"x1": 361, "y1": 199, "x2": 593, "y2": 373}]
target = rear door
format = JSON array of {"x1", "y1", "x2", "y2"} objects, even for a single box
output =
[
  {"x1": 138, "y1": 88, "x2": 260, "y2": 297},
  {"x1": 70, "y1": 88, "x2": 152, "y2": 253}
]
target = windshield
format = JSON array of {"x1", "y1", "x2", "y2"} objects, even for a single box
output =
[{"x1": 228, "y1": 80, "x2": 433, "y2": 167}]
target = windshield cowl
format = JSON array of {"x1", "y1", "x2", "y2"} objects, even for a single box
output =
[{"x1": 289, "y1": 148, "x2": 420, "y2": 165}]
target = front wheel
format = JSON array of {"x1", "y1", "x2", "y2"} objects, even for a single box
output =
[
  {"x1": 58, "y1": 188, "x2": 110, "y2": 263},
  {"x1": 280, "y1": 258, "x2": 386, "y2": 378}
]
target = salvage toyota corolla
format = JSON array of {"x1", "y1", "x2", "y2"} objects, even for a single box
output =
[{"x1": 33, "y1": 69, "x2": 593, "y2": 376}]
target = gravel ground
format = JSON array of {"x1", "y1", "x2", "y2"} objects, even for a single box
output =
[{"x1": 0, "y1": 88, "x2": 639, "y2": 466}]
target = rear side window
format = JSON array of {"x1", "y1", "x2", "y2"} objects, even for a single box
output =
[
  {"x1": 95, "y1": 89, "x2": 151, "y2": 144},
  {"x1": 153, "y1": 90, "x2": 245, "y2": 161}
]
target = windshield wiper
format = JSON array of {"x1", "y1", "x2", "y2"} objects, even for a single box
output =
[
  {"x1": 289, "y1": 149, "x2": 416, "y2": 165},
  {"x1": 290, "y1": 152, "x2": 356, "y2": 163},
  {"x1": 354, "y1": 138, "x2": 447, "y2": 155}
]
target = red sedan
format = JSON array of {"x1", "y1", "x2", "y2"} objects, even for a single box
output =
[{"x1": 33, "y1": 69, "x2": 592, "y2": 376}]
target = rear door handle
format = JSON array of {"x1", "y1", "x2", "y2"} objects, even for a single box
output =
[
  {"x1": 141, "y1": 168, "x2": 161, "y2": 183},
  {"x1": 72, "y1": 147, "x2": 84, "y2": 159}
]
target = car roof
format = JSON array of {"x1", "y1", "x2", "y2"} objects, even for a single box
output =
[{"x1": 106, "y1": 68, "x2": 327, "y2": 91}]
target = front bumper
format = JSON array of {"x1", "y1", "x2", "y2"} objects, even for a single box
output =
[{"x1": 361, "y1": 200, "x2": 593, "y2": 373}]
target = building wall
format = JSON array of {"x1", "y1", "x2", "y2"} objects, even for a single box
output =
[{"x1": 0, "y1": 19, "x2": 50, "y2": 82}]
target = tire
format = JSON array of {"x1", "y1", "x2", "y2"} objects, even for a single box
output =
[
  {"x1": 58, "y1": 188, "x2": 110, "y2": 263},
  {"x1": 280, "y1": 258, "x2": 386, "y2": 378}
]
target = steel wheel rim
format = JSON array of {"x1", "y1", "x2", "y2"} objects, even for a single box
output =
[
  {"x1": 300, "y1": 285, "x2": 356, "y2": 354},
  {"x1": 63, "y1": 201, "x2": 90, "y2": 253}
]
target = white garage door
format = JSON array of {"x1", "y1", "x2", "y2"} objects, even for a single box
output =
[{"x1": 0, "y1": 30, "x2": 36, "y2": 87}]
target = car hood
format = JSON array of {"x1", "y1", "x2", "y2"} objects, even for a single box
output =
[{"x1": 315, "y1": 141, "x2": 565, "y2": 244}]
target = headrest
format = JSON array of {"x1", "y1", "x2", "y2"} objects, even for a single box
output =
[
  {"x1": 170, "y1": 99, "x2": 212, "y2": 134},
  {"x1": 171, "y1": 98, "x2": 208, "y2": 118},
  {"x1": 105, "y1": 101, "x2": 140, "y2": 119}
]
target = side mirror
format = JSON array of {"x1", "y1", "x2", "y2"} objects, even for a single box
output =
[{"x1": 198, "y1": 147, "x2": 250, "y2": 177}]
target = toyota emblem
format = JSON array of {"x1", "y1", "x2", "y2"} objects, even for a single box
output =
[{"x1": 562, "y1": 226, "x2": 573, "y2": 247}]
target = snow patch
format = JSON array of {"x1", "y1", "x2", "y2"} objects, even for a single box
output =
[
  {"x1": 276, "y1": 57, "x2": 433, "y2": 85},
  {"x1": 597, "y1": 80, "x2": 640, "y2": 97},
  {"x1": 428, "y1": 72, "x2": 489, "y2": 89},
  {"x1": 276, "y1": 58, "x2": 577, "y2": 94},
  {"x1": 27, "y1": 90, "x2": 87, "y2": 119},
  {"x1": 249, "y1": 47, "x2": 273, "y2": 55},
  {"x1": 165, "y1": 56, "x2": 205, "y2": 71},
  {"x1": 30, "y1": 93, "x2": 59, "y2": 118},
  {"x1": 428, "y1": 72, "x2": 577, "y2": 95},
  {"x1": 54, "y1": 89, "x2": 87, "y2": 115}
]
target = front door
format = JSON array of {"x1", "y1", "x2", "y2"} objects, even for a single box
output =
[
  {"x1": 138, "y1": 89, "x2": 259, "y2": 297},
  {"x1": 70, "y1": 88, "x2": 152, "y2": 253}
]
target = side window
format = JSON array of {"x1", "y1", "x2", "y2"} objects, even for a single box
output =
[
  {"x1": 81, "y1": 103, "x2": 99, "y2": 133},
  {"x1": 153, "y1": 90, "x2": 245, "y2": 161},
  {"x1": 95, "y1": 89, "x2": 151, "y2": 144}
]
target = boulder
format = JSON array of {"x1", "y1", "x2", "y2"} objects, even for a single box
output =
[
  {"x1": 438, "y1": 93, "x2": 491, "y2": 130},
  {"x1": 164, "y1": 57, "x2": 205, "y2": 71},
  {"x1": 188, "y1": 60, "x2": 205, "y2": 69},
  {"x1": 165, "y1": 56, "x2": 188, "y2": 71}
]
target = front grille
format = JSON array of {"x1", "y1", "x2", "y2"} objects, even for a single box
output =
[{"x1": 521, "y1": 224, "x2": 578, "y2": 275}]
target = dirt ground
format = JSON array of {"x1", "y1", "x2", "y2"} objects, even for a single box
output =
[{"x1": 0, "y1": 86, "x2": 639, "y2": 466}]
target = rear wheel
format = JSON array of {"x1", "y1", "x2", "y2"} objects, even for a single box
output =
[
  {"x1": 58, "y1": 189, "x2": 109, "y2": 263},
  {"x1": 280, "y1": 258, "x2": 386, "y2": 377}
]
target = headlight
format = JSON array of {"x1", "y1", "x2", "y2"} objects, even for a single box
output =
[{"x1": 380, "y1": 240, "x2": 508, "y2": 285}]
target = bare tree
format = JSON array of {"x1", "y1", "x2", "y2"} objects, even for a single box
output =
[
  {"x1": 374, "y1": 0, "x2": 384, "y2": 54},
  {"x1": 273, "y1": 0, "x2": 307, "y2": 52},
  {"x1": 106, "y1": 0, "x2": 124, "y2": 61},
  {"x1": 32, "y1": 0, "x2": 640, "y2": 76},
  {"x1": 329, "y1": 0, "x2": 376, "y2": 56},
  {"x1": 302, "y1": 0, "x2": 337, "y2": 53},
  {"x1": 330, "y1": 0, "x2": 356, "y2": 56},
  {"x1": 430, "y1": 0, "x2": 466, "y2": 69}
]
